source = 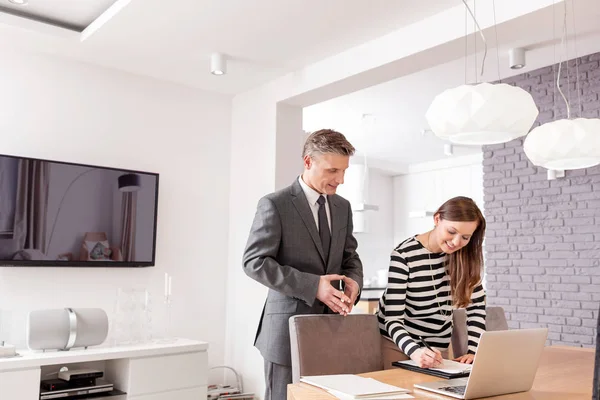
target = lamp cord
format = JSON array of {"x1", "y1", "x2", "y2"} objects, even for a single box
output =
[
  {"x1": 552, "y1": 0, "x2": 557, "y2": 119},
  {"x1": 464, "y1": 5, "x2": 467, "y2": 84},
  {"x1": 492, "y1": 0, "x2": 501, "y2": 83},
  {"x1": 556, "y1": 0, "x2": 570, "y2": 119},
  {"x1": 462, "y1": 0, "x2": 487, "y2": 77},
  {"x1": 571, "y1": 0, "x2": 582, "y2": 117},
  {"x1": 46, "y1": 168, "x2": 96, "y2": 253}
]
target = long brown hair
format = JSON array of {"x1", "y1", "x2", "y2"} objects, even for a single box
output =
[{"x1": 435, "y1": 196, "x2": 486, "y2": 308}]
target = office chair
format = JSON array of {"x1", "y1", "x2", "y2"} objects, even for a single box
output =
[
  {"x1": 451, "y1": 306, "x2": 508, "y2": 357},
  {"x1": 288, "y1": 314, "x2": 383, "y2": 383}
]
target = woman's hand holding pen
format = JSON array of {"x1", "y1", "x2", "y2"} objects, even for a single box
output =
[
  {"x1": 412, "y1": 336, "x2": 443, "y2": 368},
  {"x1": 411, "y1": 348, "x2": 443, "y2": 368}
]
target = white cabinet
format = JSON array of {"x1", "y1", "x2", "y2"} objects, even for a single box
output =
[
  {"x1": 0, "y1": 338, "x2": 208, "y2": 400},
  {"x1": 0, "y1": 368, "x2": 40, "y2": 399},
  {"x1": 130, "y1": 387, "x2": 207, "y2": 400}
]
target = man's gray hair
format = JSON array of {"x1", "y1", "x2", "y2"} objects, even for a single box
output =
[{"x1": 302, "y1": 129, "x2": 356, "y2": 158}]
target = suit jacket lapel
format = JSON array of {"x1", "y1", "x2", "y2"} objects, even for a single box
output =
[
  {"x1": 326, "y1": 194, "x2": 345, "y2": 272},
  {"x1": 290, "y1": 180, "x2": 326, "y2": 264}
]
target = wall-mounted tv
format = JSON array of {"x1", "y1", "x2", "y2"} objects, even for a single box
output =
[{"x1": 0, "y1": 154, "x2": 158, "y2": 267}]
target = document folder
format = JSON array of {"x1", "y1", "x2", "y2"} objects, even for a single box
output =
[{"x1": 392, "y1": 360, "x2": 471, "y2": 379}]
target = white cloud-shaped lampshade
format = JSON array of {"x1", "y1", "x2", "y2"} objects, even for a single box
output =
[
  {"x1": 426, "y1": 82, "x2": 539, "y2": 145},
  {"x1": 523, "y1": 118, "x2": 600, "y2": 170}
]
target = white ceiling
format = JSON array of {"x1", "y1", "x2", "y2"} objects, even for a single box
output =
[
  {"x1": 0, "y1": 0, "x2": 460, "y2": 94},
  {"x1": 2, "y1": 0, "x2": 600, "y2": 171},
  {"x1": 304, "y1": 0, "x2": 600, "y2": 171},
  {"x1": 0, "y1": 0, "x2": 117, "y2": 30}
]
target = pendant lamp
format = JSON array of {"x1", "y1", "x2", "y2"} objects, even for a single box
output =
[
  {"x1": 523, "y1": 1, "x2": 600, "y2": 170},
  {"x1": 426, "y1": 0, "x2": 539, "y2": 146},
  {"x1": 524, "y1": 119, "x2": 600, "y2": 169},
  {"x1": 426, "y1": 82, "x2": 539, "y2": 145}
]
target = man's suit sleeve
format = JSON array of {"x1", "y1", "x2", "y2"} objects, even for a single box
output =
[
  {"x1": 342, "y1": 202, "x2": 363, "y2": 305},
  {"x1": 242, "y1": 196, "x2": 321, "y2": 306}
]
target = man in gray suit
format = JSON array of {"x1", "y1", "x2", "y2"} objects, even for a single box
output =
[{"x1": 243, "y1": 129, "x2": 364, "y2": 400}]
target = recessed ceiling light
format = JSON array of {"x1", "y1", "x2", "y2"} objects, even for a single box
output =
[{"x1": 8, "y1": 0, "x2": 28, "y2": 5}]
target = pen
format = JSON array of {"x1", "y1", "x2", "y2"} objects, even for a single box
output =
[
  {"x1": 419, "y1": 336, "x2": 444, "y2": 368},
  {"x1": 339, "y1": 279, "x2": 345, "y2": 303},
  {"x1": 419, "y1": 335, "x2": 434, "y2": 351}
]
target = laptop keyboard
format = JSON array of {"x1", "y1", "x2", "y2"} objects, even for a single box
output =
[{"x1": 439, "y1": 385, "x2": 466, "y2": 395}]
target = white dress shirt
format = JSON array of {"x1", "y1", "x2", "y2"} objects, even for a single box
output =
[
  {"x1": 298, "y1": 176, "x2": 359, "y2": 296},
  {"x1": 298, "y1": 176, "x2": 331, "y2": 233}
]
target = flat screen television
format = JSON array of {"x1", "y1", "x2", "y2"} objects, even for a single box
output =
[{"x1": 0, "y1": 153, "x2": 158, "y2": 267}]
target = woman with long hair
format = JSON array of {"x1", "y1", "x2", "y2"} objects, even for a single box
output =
[{"x1": 378, "y1": 196, "x2": 486, "y2": 369}]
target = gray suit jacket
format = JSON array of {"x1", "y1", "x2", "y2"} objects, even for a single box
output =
[{"x1": 243, "y1": 179, "x2": 363, "y2": 366}]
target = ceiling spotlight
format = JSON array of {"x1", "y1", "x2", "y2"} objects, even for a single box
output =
[
  {"x1": 8, "y1": 0, "x2": 28, "y2": 4},
  {"x1": 211, "y1": 53, "x2": 227, "y2": 75},
  {"x1": 509, "y1": 48, "x2": 526, "y2": 69},
  {"x1": 444, "y1": 143, "x2": 453, "y2": 156}
]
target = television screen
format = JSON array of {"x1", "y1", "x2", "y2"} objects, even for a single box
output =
[{"x1": 0, "y1": 154, "x2": 158, "y2": 267}]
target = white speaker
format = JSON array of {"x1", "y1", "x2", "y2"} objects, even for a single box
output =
[{"x1": 27, "y1": 308, "x2": 108, "y2": 351}]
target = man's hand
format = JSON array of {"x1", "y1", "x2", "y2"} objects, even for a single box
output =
[
  {"x1": 411, "y1": 347, "x2": 443, "y2": 368},
  {"x1": 342, "y1": 276, "x2": 360, "y2": 313},
  {"x1": 316, "y1": 274, "x2": 352, "y2": 315},
  {"x1": 454, "y1": 353, "x2": 475, "y2": 364}
]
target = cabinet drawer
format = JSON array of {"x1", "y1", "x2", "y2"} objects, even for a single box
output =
[
  {"x1": 130, "y1": 386, "x2": 206, "y2": 400},
  {"x1": 127, "y1": 351, "x2": 207, "y2": 396},
  {"x1": 0, "y1": 368, "x2": 40, "y2": 400}
]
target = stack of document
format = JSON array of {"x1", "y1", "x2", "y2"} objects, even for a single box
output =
[{"x1": 300, "y1": 375, "x2": 413, "y2": 399}]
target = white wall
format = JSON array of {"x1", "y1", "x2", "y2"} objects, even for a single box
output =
[
  {"x1": 393, "y1": 154, "x2": 484, "y2": 244},
  {"x1": 337, "y1": 167, "x2": 394, "y2": 283},
  {"x1": 0, "y1": 50, "x2": 231, "y2": 372},
  {"x1": 225, "y1": 87, "x2": 278, "y2": 398}
]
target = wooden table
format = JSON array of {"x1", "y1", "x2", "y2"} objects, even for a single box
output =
[{"x1": 287, "y1": 346, "x2": 595, "y2": 400}]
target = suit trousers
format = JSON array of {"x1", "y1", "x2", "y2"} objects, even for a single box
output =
[{"x1": 264, "y1": 359, "x2": 292, "y2": 400}]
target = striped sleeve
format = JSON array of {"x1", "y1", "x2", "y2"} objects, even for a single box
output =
[
  {"x1": 382, "y1": 250, "x2": 420, "y2": 357},
  {"x1": 466, "y1": 283, "x2": 486, "y2": 354}
]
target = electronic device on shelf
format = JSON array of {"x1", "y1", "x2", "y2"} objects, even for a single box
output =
[
  {"x1": 73, "y1": 390, "x2": 127, "y2": 399},
  {"x1": 41, "y1": 378, "x2": 95, "y2": 391},
  {"x1": 39, "y1": 378, "x2": 113, "y2": 400},
  {"x1": 58, "y1": 368, "x2": 103, "y2": 382}
]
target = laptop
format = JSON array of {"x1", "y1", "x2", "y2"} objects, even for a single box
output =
[{"x1": 414, "y1": 328, "x2": 548, "y2": 399}]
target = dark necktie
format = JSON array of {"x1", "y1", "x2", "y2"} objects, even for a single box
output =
[{"x1": 317, "y1": 195, "x2": 331, "y2": 263}]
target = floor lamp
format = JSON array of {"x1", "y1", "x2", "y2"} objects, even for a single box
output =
[{"x1": 46, "y1": 169, "x2": 142, "y2": 256}]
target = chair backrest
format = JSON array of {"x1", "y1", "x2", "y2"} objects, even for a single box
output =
[
  {"x1": 451, "y1": 306, "x2": 508, "y2": 357},
  {"x1": 288, "y1": 314, "x2": 383, "y2": 383}
]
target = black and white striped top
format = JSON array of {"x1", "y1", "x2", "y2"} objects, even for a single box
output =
[{"x1": 377, "y1": 236, "x2": 486, "y2": 357}]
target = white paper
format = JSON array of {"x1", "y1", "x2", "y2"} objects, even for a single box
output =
[
  {"x1": 396, "y1": 359, "x2": 472, "y2": 374},
  {"x1": 329, "y1": 389, "x2": 414, "y2": 400},
  {"x1": 300, "y1": 375, "x2": 409, "y2": 397}
]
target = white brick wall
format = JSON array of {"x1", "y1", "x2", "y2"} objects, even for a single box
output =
[{"x1": 483, "y1": 53, "x2": 600, "y2": 347}]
